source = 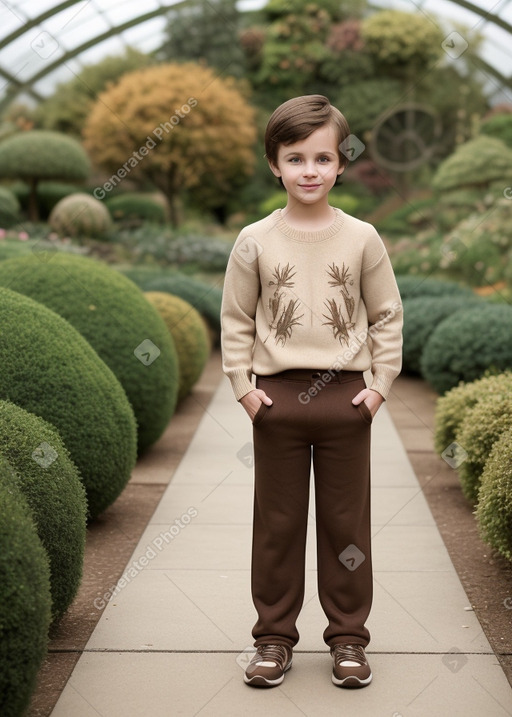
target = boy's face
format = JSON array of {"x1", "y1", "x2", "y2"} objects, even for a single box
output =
[{"x1": 269, "y1": 124, "x2": 345, "y2": 207}]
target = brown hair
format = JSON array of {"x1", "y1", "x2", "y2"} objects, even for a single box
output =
[{"x1": 264, "y1": 95, "x2": 351, "y2": 169}]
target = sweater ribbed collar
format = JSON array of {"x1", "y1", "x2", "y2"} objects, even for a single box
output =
[{"x1": 272, "y1": 208, "x2": 345, "y2": 243}]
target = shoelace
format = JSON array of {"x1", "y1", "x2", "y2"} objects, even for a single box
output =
[
  {"x1": 255, "y1": 644, "x2": 288, "y2": 667},
  {"x1": 332, "y1": 644, "x2": 366, "y2": 666}
]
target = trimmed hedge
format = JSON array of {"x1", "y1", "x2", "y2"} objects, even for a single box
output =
[
  {"x1": 49, "y1": 193, "x2": 112, "y2": 238},
  {"x1": 476, "y1": 428, "x2": 512, "y2": 561},
  {"x1": 120, "y1": 267, "x2": 222, "y2": 343},
  {"x1": 105, "y1": 193, "x2": 168, "y2": 226},
  {"x1": 145, "y1": 292, "x2": 210, "y2": 402},
  {"x1": 432, "y1": 136, "x2": 512, "y2": 191},
  {"x1": 395, "y1": 275, "x2": 473, "y2": 301},
  {"x1": 0, "y1": 459, "x2": 51, "y2": 717},
  {"x1": 402, "y1": 295, "x2": 481, "y2": 374},
  {"x1": 421, "y1": 304, "x2": 512, "y2": 394},
  {"x1": 455, "y1": 394, "x2": 512, "y2": 503},
  {"x1": 0, "y1": 186, "x2": 20, "y2": 227},
  {"x1": 0, "y1": 254, "x2": 179, "y2": 454},
  {"x1": 12, "y1": 180, "x2": 83, "y2": 220},
  {"x1": 434, "y1": 372, "x2": 512, "y2": 454},
  {"x1": 0, "y1": 400, "x2": 87, "y2": 619},
  {"x1": 0, "y1": 286, "x2": 137, "y2": 519}
]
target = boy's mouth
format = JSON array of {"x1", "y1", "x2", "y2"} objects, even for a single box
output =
[{"x1": 300, "y1": 184, "x2": 321, "y2": 189}]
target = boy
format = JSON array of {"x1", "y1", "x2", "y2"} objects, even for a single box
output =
[{"x1": 220, "y1": 95, "x2": 402, "y2": 688}]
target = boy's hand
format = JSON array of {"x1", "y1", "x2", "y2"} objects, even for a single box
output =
[
  {"x1": 352, "y1": 388, "x2": 384, "y2": 418},
  {"x1": 239, "y1": 389, "x2": 273, "y2": 422}
]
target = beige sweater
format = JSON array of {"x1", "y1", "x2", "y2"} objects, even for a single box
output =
[{"x1": 221, "y1": 208, "x2": 403, "y2": 401}]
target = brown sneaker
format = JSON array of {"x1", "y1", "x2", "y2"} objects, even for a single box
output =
[
  {"x1": 331, "y1": 644, "x2": 372, "y2": 688},
  {"x1": 243, "y1": 644, "x2": 293, "y2": 687}
]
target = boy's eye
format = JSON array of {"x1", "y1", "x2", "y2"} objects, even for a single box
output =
[
  {"x1": 318, "y1": 156, "x2": 330, "y2": 162},
  {"x1": 288, "y1": 157, "x2": 301, "y2": 163}
]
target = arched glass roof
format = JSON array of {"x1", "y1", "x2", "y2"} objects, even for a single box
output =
[{"x1": 0, "y1": 0, "x2": 511, "y2": 111}]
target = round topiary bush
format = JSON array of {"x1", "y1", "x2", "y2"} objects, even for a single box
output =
[
  {"x1": 0, "y1": 186, "x2": 20, "y2": 227},
  {"x1": 0, "y1": 254, "x2": 179, "y2": 454},
  {"x1": 105, "y1": 193, "x2": 168, "y2": 226},
  {"x1": 0, "y1": 130, "x2": 91, "y2": 222},
  {"x1": 145, "y1": 292, "x2": 210, "y2": 402},
  {"x1": 434, "y1": 372, "x2": 512, "y2": 455},
  {"x1": 120, "y1": 267, "x2": 222, "y2": 344},
  {"x1": 0, "y1": 458, "x2": 51, "y2": 717},
  {"x1": 479, "y1": 113, "x2": 512, "y2": 149},
  {"x1": 440, "y1": 198, "x2": 512, "y2": 287},
  {"x1": 0, "y1": 400, "x2": 87, "y2": 619},
  {"x1": 432, "y1": 136, "x2": 512, "y2": 192},
  {"x1": 421, "y1": 304, "x2": 512, "y2": 394},
  {"x1": 395, "y1": 275, "x2": 474, "y2": 301},
  {"x1": 454, "y1": 394, "x2": 512, "y2": 503},
  {"x1": 402, "y1": 295, "x2": 482, "y2": 374},
  {"x1": 49, "y1": 192, "x2": 112, "y2": 238},
  {"x1": 0, "y1": 286, "x2": 137, "y2": 519},
  {"x1": 476, "y1": 427, "x2": 512, "y2": 561}
]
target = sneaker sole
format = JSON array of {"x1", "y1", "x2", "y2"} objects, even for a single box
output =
[
  {"x1": 244, "y1": 661, "x2": 292, "y2": 687},
  {"x1": 332, "y1": 672, "x2": 372, "y2": 688}
]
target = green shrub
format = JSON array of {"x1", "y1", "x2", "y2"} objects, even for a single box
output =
[
  {"x1": 49, "y1": 193, "x2": 112, "y2": 238},
  {"x1": 0, "y1": 186, "x2": 20, "y2": 227},
  {"x1": 390, "y1": 233, "x2": 443, "y2": 277},
  {"x1": 455, "y1": 394, "x2": 512, "y2": 503},
  {"x1": 402, "y1": 295, "x2": 482, "y2": 374},
  {"x1": 145, "y1": 292, "x2": 210, "y2": 402},
  {"x1": 105, "y1": 193, "x2": 168, "y2": 226},
  {"x1": 432, "y1": 136, "x2": 512, "y2": 192},
  {"x1": 421, "y1": 304, "x2": 512, "y2": 394},
  {"x1": 375, "y1": 197, "x2": 436, "y2": 236},
  {"x1": 107, "y1": 224, "x2": 231, "y2": 270},
  {"x1": 0, "y1": 286, "x2": 137, "y2": 519},
  {"x1": 120, "y1": 267, "x2": 222, "y2": 343},
  {"x1": 433, "y1": 372, "x2": 512, "y2": 454},
  {"x1": 12, "y1": 180, "x2": 85, "y2": 220},
  {"x1": 440, "y1": 198, "x2": 512, "y2": 286},
  {"x1": 395, "y1": 275, "x2": 474, "y2": 301},
  {"x1": 0, "y1": 459, "x2": 51, "y2": 717},
  {"x1": 0, "y1": 254, "x2": 179, "y2": 454},
  {"x1": 437, "y1": 188, "x2": 496, "y2": 233},
  {"x1": 479, "y1": 113, "x2": 512, "y2": 149},
  {"x1": 0, "y1": 400, "x2": 86, "y2": 619},
  {"x1": 476, "y1": 427, "x2": 512, "y2": 560},
  {"x1": 0, "y1": 130, "x2": 91, "y2": 221}
]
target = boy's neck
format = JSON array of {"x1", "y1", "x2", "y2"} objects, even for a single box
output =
[{"x1": 280, "y1": 198, "x2": 336, "y2": 231}]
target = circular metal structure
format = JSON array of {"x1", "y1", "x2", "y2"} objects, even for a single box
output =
[
  {"x1": 0, "y1": 0, "x2": 510, "y2": 112},
  {"x1": 370, "y1": 103, "x2": 443, "y2": 172}
]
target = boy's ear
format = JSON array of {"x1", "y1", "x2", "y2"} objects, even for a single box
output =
[
  {"x1": 337, "y1": 164, "x2": 346, "y2": 177},
  {"x1": 268, "y1": 160, "x2": 282, "y2": 178}
]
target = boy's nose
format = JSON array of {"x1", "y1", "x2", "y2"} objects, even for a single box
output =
[{"x1": 303, "y1": 163, "x2": 318, "y2": 177}]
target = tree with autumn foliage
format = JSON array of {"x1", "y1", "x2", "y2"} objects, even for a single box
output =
[{"x1": 83, "y1": 63, "x2": 257, "y2": 226}]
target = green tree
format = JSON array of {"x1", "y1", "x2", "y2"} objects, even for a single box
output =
[
  {"x1": 159, "y1": 0, "x2": 246, "y2": 77},
  {"x1": 83, "y1": 63, "x2": 256, "y2": 226},
  {"x1": 0, "y1": 130, "x2": 90, "y2": 221},
  {"x1": 361, "y1": 10, "x2": 444, "y2": 82},
  {"x1": 35, "y1": 48, "x2": 152, "y2": 136}
]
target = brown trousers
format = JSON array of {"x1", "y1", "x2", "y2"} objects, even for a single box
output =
[{"x1": 251, "y1": 369, "x2": 372, "y2": 650}]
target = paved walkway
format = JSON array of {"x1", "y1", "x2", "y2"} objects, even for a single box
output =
[{"x1": 51, "y1": 375, "x2": 512, "y2": 717}]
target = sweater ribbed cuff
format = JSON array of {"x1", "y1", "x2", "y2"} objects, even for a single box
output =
[
  {"x1": 227, "y1": 370, "x2": 254, "y2": 401},
  {"x1": 370, "y1": 370, "x2": 397, "y2": 400}
]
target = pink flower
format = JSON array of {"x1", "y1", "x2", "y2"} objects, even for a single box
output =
[
  {"x1": 18, "y1": 231, "x2": 29, "y2": 241},
  {"x1": 0, "y1": 228, "x2": 6, "y2": 240}
]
